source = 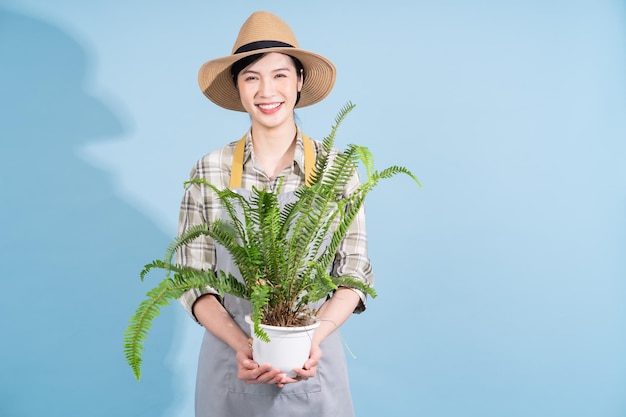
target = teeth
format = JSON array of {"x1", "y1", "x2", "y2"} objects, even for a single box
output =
[{"x1": 258, "y1": 103, "x2": 280, "y2": 110}]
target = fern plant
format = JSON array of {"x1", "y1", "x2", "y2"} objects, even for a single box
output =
[{"x1": 123, "y1": 101, "x2": 421, "y2": 380}]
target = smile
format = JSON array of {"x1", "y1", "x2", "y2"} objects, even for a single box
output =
[{"x1": 257, "y1": 102, "x2": 282, "y2": 112}]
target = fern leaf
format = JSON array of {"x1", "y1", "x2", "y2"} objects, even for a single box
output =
[
  {"x1": 250, "y1": 284, "x2": 271, "y2": 342},
  {"x1": 161, "y1": 223, "x2": 210, "y2": 270},
  {"x1": 123, "y1": 273, "x2": 211, "y2": 380},
  {"x1": 378, "y1": 165, "x2": 423, "y2": 188}
]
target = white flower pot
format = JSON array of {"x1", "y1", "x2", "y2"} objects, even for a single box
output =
[{"x1": 244, "y1": 314, "x2": 320, "y2": 378}]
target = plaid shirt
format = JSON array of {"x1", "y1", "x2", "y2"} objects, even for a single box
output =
[{"x1": 177, "y1": 127, "x2": 374, "y2": 322}]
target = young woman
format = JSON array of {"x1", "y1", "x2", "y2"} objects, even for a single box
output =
[{"x1": 176, "y1": 11, "x2": 374, "y2": 416}]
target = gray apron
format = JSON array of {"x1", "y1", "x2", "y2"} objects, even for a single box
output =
[{"x1": 195, "y1": 189, "x2": 355, "y2": 417}]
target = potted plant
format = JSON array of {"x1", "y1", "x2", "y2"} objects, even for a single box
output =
[{"x1": 123, "y1": 102, "x2": 421, "y2": 380}]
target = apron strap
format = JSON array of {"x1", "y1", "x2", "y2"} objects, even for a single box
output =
[
  {"x1": 302, "y1": 133, "x2": 316, "y2": 187},
  {"x1": 229, "y1": 135, "x2": 247, "y2": 189},
  {"x1": 229, "y1": 133, "x2": 316, "y2": 189}
]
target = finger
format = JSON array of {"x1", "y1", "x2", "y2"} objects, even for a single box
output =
[
  {"x1": 293, "y1": 367, "x2": 315, "y2": 380},
  {"x1": 257, "y1": 370, "x2": 282, "y2": 384},
  {"x1": 239, "y1": 363, "x2": 268, "y2": 381},
  {"x1": 277, "y1": 374, "x2": 300, "y2": 385},
  {"x1": 240, "y1": 360, "x2": 258, "y2": 371},
  {"x1": 246, "y1": 368, "x2": 282, "y2": 385}
]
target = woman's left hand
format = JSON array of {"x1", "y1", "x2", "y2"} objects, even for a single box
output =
[{"x1": 276, "y1": 343, "x2": 322, "y2": 387}]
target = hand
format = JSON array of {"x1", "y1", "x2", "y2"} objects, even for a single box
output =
[
  {"x1": 276, "y1": 343, "x2": 322, "y2": 387},
  {"x1": 235, "y1": 346, "x2": 283, "y2": 385}
]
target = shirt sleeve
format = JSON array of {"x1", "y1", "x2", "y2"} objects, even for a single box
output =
[
  {"x1": 330, "y1": 170, "x2": 375, "y2": 313},
  {"x1": 176, "y1": 163, "x2": 221, "y2": 323}
]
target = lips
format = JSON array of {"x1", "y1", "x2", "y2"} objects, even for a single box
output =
[{"x1": 257, "y1": 102, "x2": 283, "y2": 113}]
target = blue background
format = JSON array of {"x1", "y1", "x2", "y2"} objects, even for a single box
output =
[{"x1": 1, "y1": 1, "x2": 624, "y2": 416}]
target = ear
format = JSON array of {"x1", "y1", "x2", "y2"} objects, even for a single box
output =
[{"x1": 297, "y1": 69, "x2": 304, "y2": 92}]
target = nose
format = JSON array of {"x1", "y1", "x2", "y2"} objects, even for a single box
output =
[{"x1": 258, "y1": 76, "x2": 275, "y2": 98}]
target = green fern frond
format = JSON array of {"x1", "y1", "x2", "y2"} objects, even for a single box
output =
[
  {"x1": 308, "y1": 101, "x2": 356, "y2": 186},
  {"x1": 378, "y1": 165, "x2": 422, "y2": 188},
  {"x1": 123, "y1": 273, "x2": 212, "y2": 380},
  {"x1": 162, "y1": 223, "x2": 210, "y2": 269},
  {"x1": 140, "y1": 259, "x2": 195, "y2": 281},
  {"x1": 322, "y1": 147, "x2": 359, "y2": 194},
  {"x1": 353, "y1": 145, "x2": 375, "y2": 180},
  {"x1": 331, "y1": 275, "x2": 377, "y2": 298},
  {"x1": 250, "y1": 284, "x2": 271, "y2": 342},
  {"x1": 208, "y1": 219, "x2": 257, "y2": 272},
  {"x1": 335, "y1": 101, "x2": 356, "y2": 125},
  {"x1": 255, "y1": 191, "x2": 283, "y2": 286},
  {"x1": 208, "y1": 270, "x2": 251, "y2": 299},
  {"x1": 297, "y1": 265, "x2": 337, "y2": 306},
  {"x1": 186, "y1": 178, "x2": 251, "y2": 242}
]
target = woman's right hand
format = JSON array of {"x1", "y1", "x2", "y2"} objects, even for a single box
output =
[
  {"x1": 236, "y1": 346, "x2": 283, "y2": 385},
  {"x1": 194, "y1": 296, "x2": 283, "y2": 385}
]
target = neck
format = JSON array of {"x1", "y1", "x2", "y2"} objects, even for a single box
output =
[{"x1": 250, "y1": 123, "x2": 298, "y2": 179}]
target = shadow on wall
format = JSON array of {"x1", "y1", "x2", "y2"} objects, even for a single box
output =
[{"x1": 0, "y1": 9, "x2": 176, "y2": 417}]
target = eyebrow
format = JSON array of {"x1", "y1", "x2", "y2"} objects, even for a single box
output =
[{"x1": 241, "y1": 67, "x2": 292, "y2": 75}]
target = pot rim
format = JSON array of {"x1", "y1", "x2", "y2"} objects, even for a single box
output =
[{"x1": 244, "y1": 314, "x2": 320, "y2": 332}]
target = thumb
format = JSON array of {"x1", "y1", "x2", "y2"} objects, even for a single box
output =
[{"x1": 304, "y1": 357, "x2": 318, "y2": 370}]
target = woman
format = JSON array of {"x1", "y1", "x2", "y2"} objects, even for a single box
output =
[{"x1": 177, "y1": 11, "x2": 374, "y2": 416}]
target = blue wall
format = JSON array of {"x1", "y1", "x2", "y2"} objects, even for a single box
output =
[
  {"x1": 0, "y1": 8, "x2": 176, "y2": 416},
  {"x1": 1, "y1": 1, "x2": 624, "y2": 416}
]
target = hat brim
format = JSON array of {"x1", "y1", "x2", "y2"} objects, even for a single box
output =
[{"x1": 198, "y1": 48, "x2": 336, "y2": 112}]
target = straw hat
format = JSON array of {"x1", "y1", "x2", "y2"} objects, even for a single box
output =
[{"x1": 198, "y1": 11, "x2": 336, "y2": 111}]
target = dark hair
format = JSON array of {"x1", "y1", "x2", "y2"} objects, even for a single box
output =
[{"x1": 230, "y1": 53, "x2": 305, "y2": 105}]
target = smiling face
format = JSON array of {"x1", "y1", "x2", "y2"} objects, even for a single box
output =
[{"x1": 236, "y1": 52, "x2": 304, "y2": 132}]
